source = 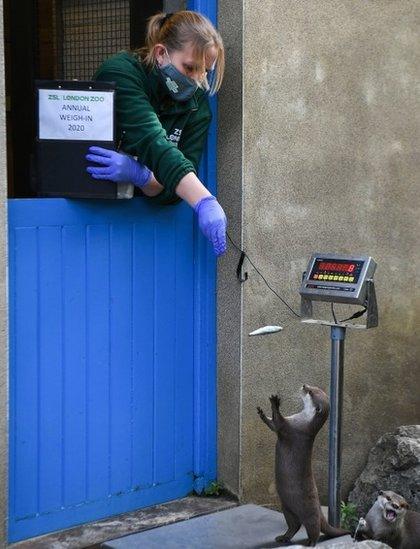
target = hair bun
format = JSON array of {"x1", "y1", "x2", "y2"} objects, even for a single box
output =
[{"x1": 160, "y1": 12, "x2": 173, "y2": 27}]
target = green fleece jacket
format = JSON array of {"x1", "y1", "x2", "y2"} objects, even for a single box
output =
[{"x1": 94, "y1": 51, "x2": 212, "y2": 205}]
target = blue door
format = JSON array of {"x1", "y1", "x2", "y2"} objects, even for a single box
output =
[{"x1": 8, "y1": 1, "x2": 218, "y2": 541}]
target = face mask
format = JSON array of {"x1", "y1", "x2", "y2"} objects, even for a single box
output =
[{"x1": 158, "y1": 51, "x2": 198, "y2": 102}]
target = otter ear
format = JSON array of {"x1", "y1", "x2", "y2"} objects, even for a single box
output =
[{"x1": 402, "y1": 501, "x2": 409, "y2": 509}]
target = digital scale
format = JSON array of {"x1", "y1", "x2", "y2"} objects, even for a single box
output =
[
  {"x1": 299, "y1": 253, "x2": 378, "y2": 527},
  {"x1": 300, "y1": 253, "x2": 378, "y2": 327}
]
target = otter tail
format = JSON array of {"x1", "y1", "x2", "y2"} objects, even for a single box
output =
[{"x1": 320, "y1": 515, "x2": 349, "y2": 538}]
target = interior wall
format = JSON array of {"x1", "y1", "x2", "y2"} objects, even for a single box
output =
[
  {"x1": 163, "y1": 0, "x2": 187, "y2": 11},
  {"x1": 239, "y1": 1, "x2": 420, "y2": 505},
  {"x1": 60, "y1": 0, "x2": 131, "y2": 80}
]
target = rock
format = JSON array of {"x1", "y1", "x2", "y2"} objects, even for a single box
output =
[{"x1": 348, "y1": 425, "x2": 420, "y2": 515}]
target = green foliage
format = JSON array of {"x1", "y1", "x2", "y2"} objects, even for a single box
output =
[
  {"x1": 340, "y1": 500, "x2": 359, "y2": 532},
  {"x1": 203, "y1": 481, "x2": 223, "y2": 496}
]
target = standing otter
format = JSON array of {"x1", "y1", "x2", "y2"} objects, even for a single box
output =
[
  {"x1": 257, "y1": 384, "x2": 348, "y2": 546},
  {"x1": 355, "y1": 490, "x2": 420, "y2": 549}
]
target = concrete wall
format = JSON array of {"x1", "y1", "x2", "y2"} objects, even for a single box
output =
[
  {"x1": 218, "y1": 0, "x2": 420, "y2": 505},
  {"x1": 0, "y1": 0, "x2": 8, "y2": 541},
  {"x1": 217, "y1": 0, "x2": 244, "y2": 497}
]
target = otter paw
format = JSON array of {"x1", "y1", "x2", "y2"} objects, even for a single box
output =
[
  {"x1": 269, "y1": 394, "x2": 280, "y2": 409},
  {"x1": 275, "y1": 534, "x2": 290, "y2": 544},
  {"x1": 256, "y1": 406, "x2": 266, "y2": 419}
]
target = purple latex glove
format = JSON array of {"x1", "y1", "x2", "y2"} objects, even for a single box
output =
[
  {"x1": 86, "y1": 146, "x2": 152, "y2": 188},
  {"x1": 194, "y1": 196, "x2": 227, "y2": 257}
]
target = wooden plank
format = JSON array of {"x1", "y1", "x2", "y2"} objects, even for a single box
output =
[
  {"x1": 85, "y1": 224, "x2": 111, "y2": 501},
  {"x1": 109, "y1": 224, "x2": 133, "y2": 493},
  {"x1": 131, "y1": 221, "x2": 155, "y2": 490},
  {"x1": 38, "y1": 227, "x2": 63, "y2": 513},
  {"x1": 62, "y1": 225, "x2": 87, "y2": 507},
  {"x1": 153, "y1": 210, "x2": 176, "y2": 485},
  {"x1": 12, "y1": 228, "x2": 39, "y2": 519}
]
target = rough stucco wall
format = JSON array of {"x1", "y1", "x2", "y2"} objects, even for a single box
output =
[
  {"x1": 241, "y1": 1, "x2": 420, "y2": 505},
  {"x1": 217, "y1": 0, "x2": 243, "y2": 496},
  {"x1": 0, "y1": 0, "x2": 8, "y2": 542}
]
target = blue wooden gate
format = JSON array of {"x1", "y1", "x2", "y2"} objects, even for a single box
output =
[{"x1": 8, "y1": 2, "x2": 218, "y2": 541}]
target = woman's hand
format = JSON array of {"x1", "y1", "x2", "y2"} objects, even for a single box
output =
[
  {"x1": 175, "y1": 172, "x2": 227, "y2": 256},
  {"x1": 194, "y1": 196, "x2": 227, "y2": 257},
  {"x1": 86, "y1": 146, "x2": 152, "y2": 188}
]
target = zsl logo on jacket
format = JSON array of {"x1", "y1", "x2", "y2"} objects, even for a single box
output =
[{"x1": 167, "y1": 128, "x2": 182, "y2": 146}]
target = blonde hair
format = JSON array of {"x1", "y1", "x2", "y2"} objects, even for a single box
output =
[{"x1": 137, "y1": 11, "x2": 224, "y2": 95}]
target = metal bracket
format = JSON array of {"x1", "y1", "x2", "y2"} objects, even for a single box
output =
[
  {"x1": 365, "y1": 279, "x2": 378, "y2": 328},
  {"x1": 300, "y1": 271, "x2": 313, "y2": 318},
  {"x1": 236, "y1": 251, "x2": 248, "y2": 283}
]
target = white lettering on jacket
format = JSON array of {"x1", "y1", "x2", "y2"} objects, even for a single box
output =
[{"x1": 167, "y1": 128, "x2": 182, "y2": 147}]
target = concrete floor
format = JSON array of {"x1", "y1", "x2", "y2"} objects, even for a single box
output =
[
  {"x1": 9, "y1": 495, "x2": 238, "y2": 549},
  {"x1": 102, "y1": 504, "x2": 354, "y2": 548}
]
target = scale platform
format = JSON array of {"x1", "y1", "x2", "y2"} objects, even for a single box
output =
[
  {"x1": 301, "y1": 319, "x2": 368, "y2": 330},
  {"x1": 102, "y1": 504, "x2": 352, "y2": 548}
]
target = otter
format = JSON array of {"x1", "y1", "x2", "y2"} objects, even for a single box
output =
[
  {"x1": 257, "y1": 384, "x2": 349, "y2": 546},
  {"x1": 355, "y1": 490, "x2": 420, "y2": 549}
]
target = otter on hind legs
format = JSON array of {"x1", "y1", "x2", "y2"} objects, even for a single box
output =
[{"x1": 257, "y1": 385, "x2": 349, "y2": 547}]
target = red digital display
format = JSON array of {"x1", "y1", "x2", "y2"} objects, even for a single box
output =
[{"x1": 318, "y1": 262, "x2": 355, "y2": 273}]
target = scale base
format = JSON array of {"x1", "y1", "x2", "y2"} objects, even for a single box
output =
[{"x1": 301, "y1": 319, "x2": 367, "y2": 330}]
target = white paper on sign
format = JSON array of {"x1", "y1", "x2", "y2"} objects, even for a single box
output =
[{"x1": 38, "y1": 88, "x2": 114, "y2": 141}]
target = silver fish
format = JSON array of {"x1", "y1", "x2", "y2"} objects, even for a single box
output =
[{"x1": 249, "y1": 325, "x2": 283, "y2": 336}]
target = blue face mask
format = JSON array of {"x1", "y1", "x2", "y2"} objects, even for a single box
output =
[{"x1": 158, "y1": 51, "x2": 198, "y2": 102}]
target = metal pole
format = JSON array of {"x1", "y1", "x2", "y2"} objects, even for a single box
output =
[{"x1": 328, "y1": 325, "x2": 346, "y2": 527}]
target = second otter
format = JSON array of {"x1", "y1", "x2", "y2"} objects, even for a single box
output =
[
  {"x1": 257, "y1": 384, "x2": 348, "y2": 546},
  {"x1": 356, "y1": 490, "x2": 420, "y2": 549}
]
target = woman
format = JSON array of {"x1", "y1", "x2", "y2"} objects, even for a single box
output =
[{"x1": 86, "y1": 11, "x2": 227, "y2": 256}]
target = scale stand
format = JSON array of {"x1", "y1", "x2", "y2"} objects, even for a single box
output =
[{"x1": 299, "y1": 254, "x2": 378, "y2": 527}]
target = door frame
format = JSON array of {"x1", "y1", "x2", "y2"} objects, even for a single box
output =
[
  {"x1": 188, "y1": 0, "x2": 218, "y2": 494},
  {"x1": 1, "y1": 0, "x2": 10, "y2": 544}
]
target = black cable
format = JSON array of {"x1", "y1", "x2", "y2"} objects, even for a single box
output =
[
  {"x1": 339, "y1": 307, "x2": 367, "y2": 323},
  {"x1": 226, "y1": 231, "x2": 301, "y2": 319},
  {"x1": 331, "y1": 302, "x2": 338, "y2": 324},
  {"x1": 226, "y1": 233, "x2": 368, "y2": 325}
]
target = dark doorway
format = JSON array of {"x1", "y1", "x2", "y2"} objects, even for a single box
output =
[{"x1": 4, "y1": 0, "x2": 163, "y2": 198}]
